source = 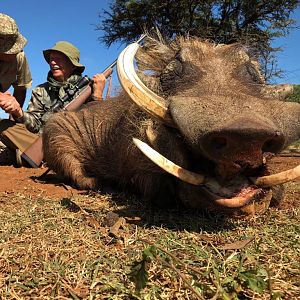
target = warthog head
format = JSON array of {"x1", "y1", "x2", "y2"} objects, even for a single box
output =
[{"x1": 43, "y1": 36, "x2": 300, "y2": 216}]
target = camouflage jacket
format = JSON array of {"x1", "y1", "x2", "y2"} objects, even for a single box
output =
[{"x1": 18, "y1": 73, "x2": 90, "y2": 133}]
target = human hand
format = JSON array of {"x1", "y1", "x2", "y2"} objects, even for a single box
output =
[
  {"x1": 103, "y1": 68, "x2": 113, "y2": 79},
  {"x1": 91, "y1": 68, "x2": 113, "y2": 100},
  {"x1": 0, "y1": 91, "x2": 23, "y2": 117}
]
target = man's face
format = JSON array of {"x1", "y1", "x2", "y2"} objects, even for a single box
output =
[
  {"x1": 49, "y1": 51, "x2": 76, "y2": 82},
  {"x1": 0, "y1": 53, "x2": 17, "y2": 62}
]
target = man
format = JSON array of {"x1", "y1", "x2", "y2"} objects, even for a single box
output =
[
  {"x1": 0, "y1": 13, "x2": 32, "y2": 108},
  {"x1": 0, "y1": 41, "x2": 111, "y2": 166}
]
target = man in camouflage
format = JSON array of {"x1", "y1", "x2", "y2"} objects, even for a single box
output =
[
  {"x1": 0, "y1": 13, "x2": 32, "y2": 108},
  {"x1": 0, "y1": 41, "x2": 111, "y2": 166}
]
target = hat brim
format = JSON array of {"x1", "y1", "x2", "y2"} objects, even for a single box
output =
[
  {"x1": 43, "y1": 49, "x2": 85, "y2": 73},
  {"x1": 1, "y1": 33, "x2": 27, "y2": 54}
]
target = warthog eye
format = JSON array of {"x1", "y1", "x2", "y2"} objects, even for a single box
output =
[
  {"x1": 235, "y1": 61, "x2": 265, "y2": 85},
  {"x1": 160, "y1": 59, "x2": 183, "y2": 94},
  {"x1": 262, "y1": 131, "x2": 285, "y2": 153}
]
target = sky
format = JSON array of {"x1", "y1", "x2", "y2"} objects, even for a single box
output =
[{"x1": 1, "y1": 0, "x2": 300, "y2": 119}]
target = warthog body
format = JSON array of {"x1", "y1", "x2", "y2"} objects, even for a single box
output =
[{"x1": 43, "y1": 37, "x2": 300, "y2": 214}]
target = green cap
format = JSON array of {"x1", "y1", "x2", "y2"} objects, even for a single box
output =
[
  {"x1": 0, "y1": 13, "x2": 27, "y2": 54},
  {"x1": 43, "y1": 41, "x2": 85, "y2": 73}
]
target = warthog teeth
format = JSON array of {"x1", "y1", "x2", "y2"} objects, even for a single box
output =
[
  {"x1": 252, "y1": 164, "x2": 300, "y2": 187},
  {"x1": 117, "y1": 42, "x2": 175, "y2": 126},
  {"x1": 133, "y1": 137, "x2": 300, "y2": 206},
  {"x1": 133, "y1": 138, "x2": 262, "y2": 208},
  {"x1": 132, "y1": 138, "x2": 205, "y2": 185},
  {"x1": 212, "y1": 189, "x2": 261, "y2": 208}
]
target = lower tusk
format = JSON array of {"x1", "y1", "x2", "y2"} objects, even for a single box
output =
[
  {"x1": 253, "y1": 164, "x2": 300, "y2": 187},
  {"x1": 133, "y1": 138, "x2": 205, "y2": 185},
  {"x1": 214, "y1": 190, "x2": 260, "y2": 208},
  {"x1": 204, "y1": 187, "x2": 261, "y2": 208}
]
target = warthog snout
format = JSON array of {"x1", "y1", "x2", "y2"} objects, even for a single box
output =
[{"x1": 201, "y1": 117, "x2": 286, "y2": 169}]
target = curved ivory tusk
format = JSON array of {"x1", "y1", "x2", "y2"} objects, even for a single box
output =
[
  {"x1": 117, "y1": 42, "x2": 175, "y2": 126},
  {"x1": 133, "y1": 138, "x2": 205, "y2": 185},
  {"x1": 214, "y1": 190, "x2": 260, "y2": 208},
  {"x1": 203, "y1": 185, "x2": 262, "y2": 208},
  {"x1": 253, "y1": 164, "x2": 300, "y2": 187}
]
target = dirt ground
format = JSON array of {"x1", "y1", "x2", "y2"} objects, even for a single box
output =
[
  {"x1": 0, "y1": 154, "x2": 299, "y2": 206},
  {"x1": 0, "y1": 165, "x2": 82, "y2": 199}
]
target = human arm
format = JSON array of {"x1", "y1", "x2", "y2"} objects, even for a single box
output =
[
  {"x1": 13, "y1": 85, "x2": 27, "y2": 107},
  {"x1": 0, "y1": 52, "x2": 32, "y2": 115},
  {"x1": 91, "y1": 68, "x2": 113, "y2": 101},
  {"x1": 0, "y1": 86, "x2": 27, "y2": 121},
  {"x1": 0, "y1": 91, "x2": 23, "y2": 119},
  {"x1": 1, "y1": 84, "x2": 51, "y2": 133},
  {"x1": 21, "y1": 86, "x2": 52, "y2": 133},
  {"x1": 0, "y1": 82, "x2": 53, "y2": 134},
  {"x1": 5, "y1": 51, "x2": 32, "y2": 109}
]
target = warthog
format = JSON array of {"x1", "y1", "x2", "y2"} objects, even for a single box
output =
[{"x1": 43, "y1": 36, "x2": 300, "y2": 215}]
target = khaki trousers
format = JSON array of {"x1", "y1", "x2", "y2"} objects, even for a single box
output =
[{"x1": 0, "y1": 119, "x2": 39, "y2": 153}]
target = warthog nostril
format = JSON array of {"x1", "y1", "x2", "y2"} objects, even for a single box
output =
[
  {"x1": 262, "y1": 139, "x2": 279, "y2": 153},
  {"x1": 210, "y1": 136, "x2": 227, "y2": 151},
  {"x1": 201, "y1": 126, "x2": 285, "y2": 162},
  {"x1": 262, "y1": 131, "x2": 285, "y2": 153}
]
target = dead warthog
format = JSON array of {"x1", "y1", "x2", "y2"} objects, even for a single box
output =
[{"x1": 43, "y1": 36, "x2": 300, "y2": 215}]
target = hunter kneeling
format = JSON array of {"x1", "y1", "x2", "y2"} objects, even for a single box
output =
[{"x1": 0, "y1": 41, "x2": 112, "y2": 167}]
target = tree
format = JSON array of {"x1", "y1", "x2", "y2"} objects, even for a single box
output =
[{"x1": 96, "y1": 0, "x2": 299, "y2": 81}]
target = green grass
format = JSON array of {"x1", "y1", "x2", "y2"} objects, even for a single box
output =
[
  {"x1": 0, "y1": 192, "x2": 299, "y2": 299},
  {"x1": 286, "y1": 84, "x2": 300, "y2": 103}
]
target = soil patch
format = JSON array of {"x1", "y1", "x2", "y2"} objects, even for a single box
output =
[
  {"x1": 0, "y1": 166, "x2": 82, "y2": 199},
  {"x1": 0, "y1": 155, "x2": 299, "y2": 205}
]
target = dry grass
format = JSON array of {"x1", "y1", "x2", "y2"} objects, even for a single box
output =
[{"x1": 0, "y1": 188, "x2": 299, "y2": 300}]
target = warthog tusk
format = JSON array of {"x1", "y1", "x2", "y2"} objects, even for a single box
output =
[
  {"x1": 253, "y1": 164, "x2": 300, "y2": 187},
  {"x1": 202, "y1": 184, "x2": 262, "y2": 208},
  {"x1": 117, "y1": 42, "x2": 175, "y2": 127},
  {"x1": 133, "y1": 138, "x2": 205, "y2": 185},
  {"x1": 213, "y1": 189, "x2": 260, "y2": 208}
]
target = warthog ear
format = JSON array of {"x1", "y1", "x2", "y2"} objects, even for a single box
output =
[
  {"x1": 261, "y1": 84, "x2": 294, "y2": 100},
  {"x1": 134, "y1": 37, "x2": 178, "y2": 96},
  {"x1": 234, "y1": 45, "x2": 266, "y2": 84},
  {"x1": 135, "y1": 36, "x2": 177, "y2": 72},
  {"x1": 235, "y1": 45, "x2": 294, "y2": 100},
  {"x1": 160, "y1": 59, "x2": 183, "y2": 95}
]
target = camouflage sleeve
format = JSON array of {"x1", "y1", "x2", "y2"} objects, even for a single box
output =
[
  {"x1": 22, "y1": 85, "x2": 49, "y2": 133},
  {"x1": 13, "y1": 51, "x2": 32, "y2": 89},
  {"x1": 18, "y1": 79, "x2": 89, "y2": 133}
]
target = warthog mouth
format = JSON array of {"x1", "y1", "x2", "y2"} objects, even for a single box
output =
[
  {"x1": 133, "y1": 138, "x2": 299, "y2": 212},
  {"x1": 201, "y1": 175, "x2": 270, "y2": 211}
]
